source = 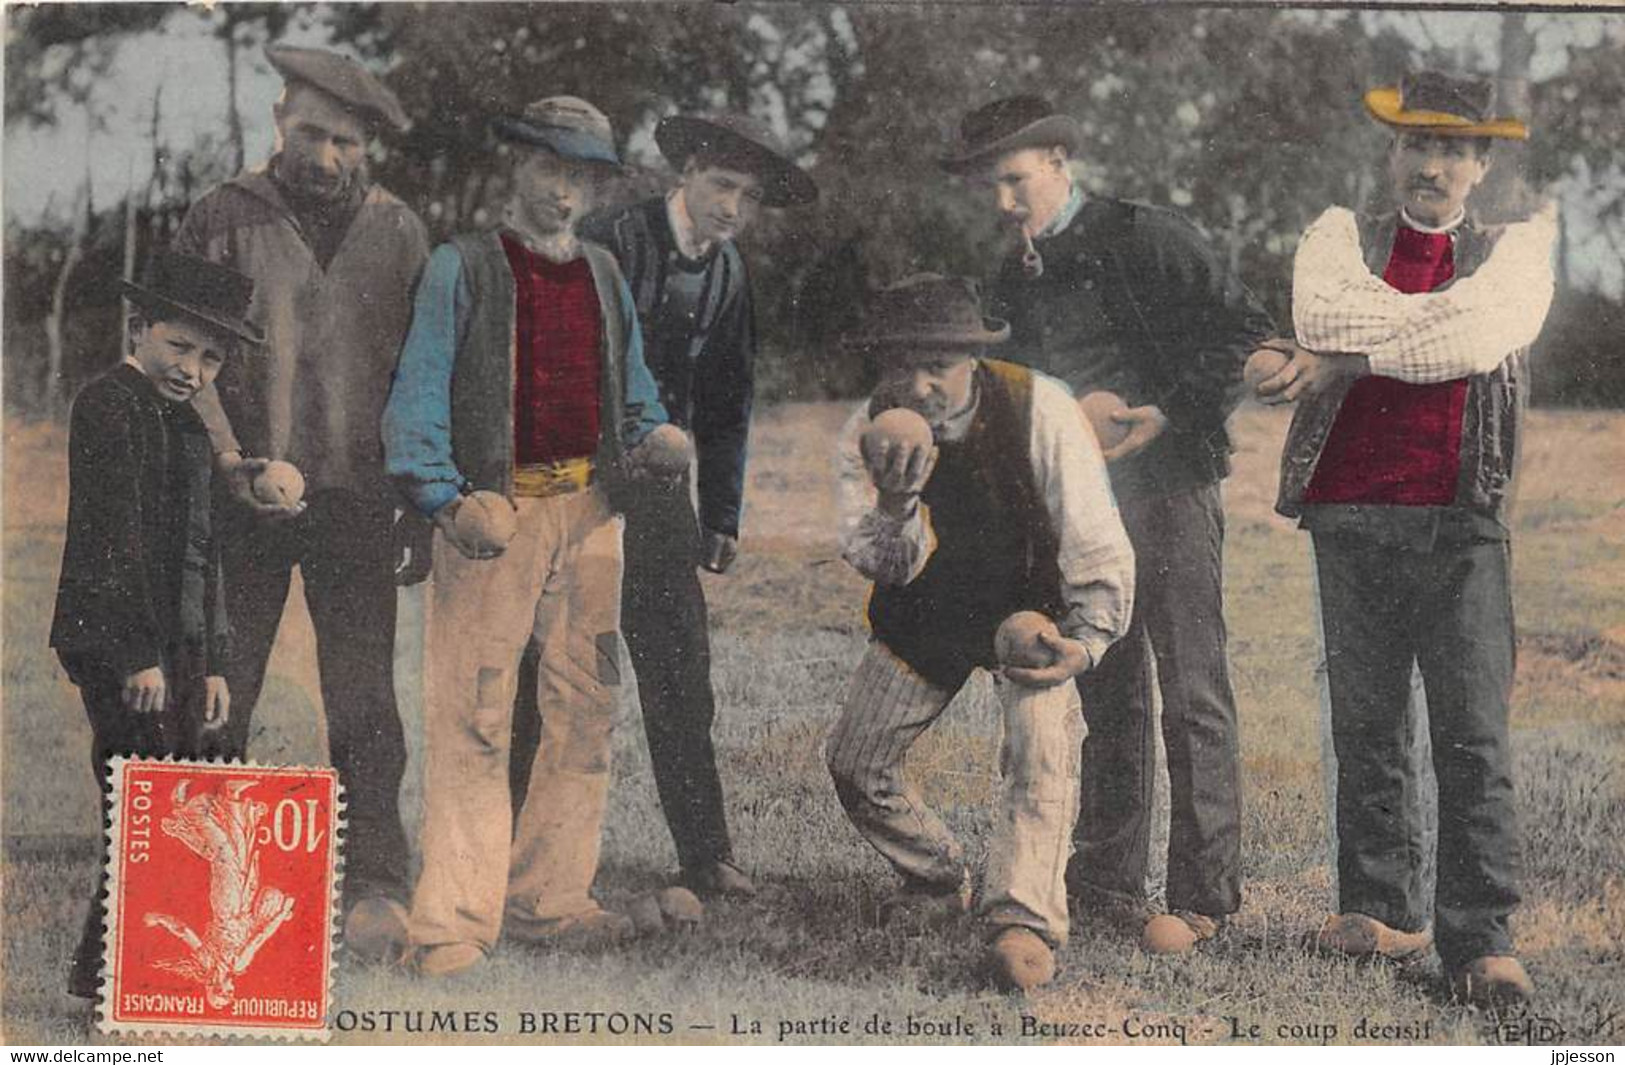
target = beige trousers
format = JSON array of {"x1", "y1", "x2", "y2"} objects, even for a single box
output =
[
  {"x1": 409, "y1": 489, "x2": 624, "y2": 951},
  {"x1": 826, "y1": 640, "x2": 1085, "y2": 945}
]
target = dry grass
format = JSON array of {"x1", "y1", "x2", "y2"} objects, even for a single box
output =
[{"x1": 3, "y1": 403, "x2": 1622, "y2": 1046}]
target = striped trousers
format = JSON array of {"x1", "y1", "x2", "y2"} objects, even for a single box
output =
[{"x1": 826, "y1": 640, "x2": 1086, "y2": 945}]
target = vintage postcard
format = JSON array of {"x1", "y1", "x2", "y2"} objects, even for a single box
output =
[{"x1": 2, "y1": 1, "x2": 1621, "y2": 1050}]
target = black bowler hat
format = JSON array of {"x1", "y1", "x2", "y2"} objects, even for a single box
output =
[
  {"x1": 656, "y1": 113, "x2": 818, "y2": 208},
  {"x1": 267, "y1": 44, "x2": 410, "y2": 133},
  {"x1": 120, "y1": 250, "x2": 264, "y2": 347},
  {"x1": 940, "y1": 95, "x2": 1085, "y2": 175},
  {"x1": 843, "y1": 274, "x2": 1010, "y2": 355}
]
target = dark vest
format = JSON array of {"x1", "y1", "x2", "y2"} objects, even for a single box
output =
[
  {"x1": 446, "y1": 231, "x2": 631, "y2": 496},
  {"x1": 868, "y1": 360, "x2": 1064, "y2": 690}
]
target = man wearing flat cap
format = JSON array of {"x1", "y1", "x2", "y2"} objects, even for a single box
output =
[
  {"x1": 383, "y1": 95, "x2": 672, "y2": 976},
  {"x1": 1253, "y1": 72, "x2": 1555, "y2": 1005},
  {"x1": 174, "y1": 44, "x2": 427, "y2": 961},
  {"x1": 828, "y1": 275, "x2": 1133, "y2": 991},
  {"x1": 508, "y1": 111, "x2": 817, "y2": 900},
  {"x1": 943, "y1": 96, "x2": 1273, "y2": 953}
]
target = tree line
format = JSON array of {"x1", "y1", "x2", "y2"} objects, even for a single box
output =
[{"x1": 6, "y1": 3, "x2": 1623, "y2": 414}]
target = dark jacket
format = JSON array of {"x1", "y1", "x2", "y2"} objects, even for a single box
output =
[
  {"x1": 51, "y1": 365, "x2": 230, "y2": 682},
  {"x1": 175, "y1": 169, "x2": 430, "y2": 498},
  {"x1": 989, "y1": 196, "x2": 1275, "y2": 502},
  {"x1": 1276, "y1": 212, "x2": 1528, "y2": 542},
  {"x1": 581, "y1": 198, "x2": 755, "y2": 538}
]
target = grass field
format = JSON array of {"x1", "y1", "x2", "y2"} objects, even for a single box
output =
[{"x1": 3, "y1": 402, "x2": 1622, "y2": 1046}]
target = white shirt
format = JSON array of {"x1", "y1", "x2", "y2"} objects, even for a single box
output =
[
  {"x1": 835, "y1": 370, "x2": 1135, "y2": 669},
  {"x1": 1291, "y1": 203, "x2": 1557, "y2": 384}
]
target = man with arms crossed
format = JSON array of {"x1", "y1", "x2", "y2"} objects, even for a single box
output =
[{"x1": 1257, "y1": 72, "x2": 1554, "y2": 1006}]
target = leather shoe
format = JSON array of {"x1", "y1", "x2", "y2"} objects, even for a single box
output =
[
  {"x1": 414, "y1": 941, "x2": 486, "y2": 977},
  {"x1": 344, "y1": 896, "x2": 410, "y2": 964},
  {"x1": 685, "y1": 860, "x2": 758, "y2": 899},
  {"x1": 1143, "y1": 911, "x2": 1222, "y2": 955},
  {"x1": 1450, "y1": 955, "x2": 1534, "y2": 1008},
  {"x1": 1310, "y1": 912, "x2": 1432, "y2": 961},
  {"x1": 987, "y1": 927, "x2": 1056, "y2": 993}
]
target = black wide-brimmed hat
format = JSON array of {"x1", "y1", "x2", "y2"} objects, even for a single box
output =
[
  {"x1": 1365, "y1": 71, "x2": 1528, "y2": 140},
  {"x1": 843, "y1": 274, "x2": 1009, "y2": 355},
  {"x1": 120, "y1": 249, "x2": 264, "y2": 347},
  {"x1": 266, "y1": 45, "x2": 409, "y2": 133},
  {"x1": 655, "y1": 113, "x2": 818, "y2": 208},
  {"x1": 493, "y1": 95, "x2": 622, "y2": 167},
  {"x1": 940, "y1": 95, "x2": 1084, "y2": 175}
]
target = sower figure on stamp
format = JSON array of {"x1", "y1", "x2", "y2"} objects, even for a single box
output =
[
  {"x1": 1254, "y1": 72, "x2": 1554, "y2": 1006},
  {"x1": 510, "y1": 113, "x2": 818, "y2": 898},
  {"x1": 383, "y1": 96, "x2": 673, "y2": 978},
  {"x1": 827, "y1": 275, "x2": 1134, "y2": 991},
  {"x1": 172, "y1": 46, "x2": 428, "y2": 960},
  {"x1": 51, "y1": 251, "x2": 260, "y2": 1000},
  {"x1": 941, "y1": 96, "x2": 1274, "y2": 952}
]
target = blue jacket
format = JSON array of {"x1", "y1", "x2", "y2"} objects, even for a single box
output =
[{"x1": 383, "y1": 230, "x2": 667, "y2": 517}]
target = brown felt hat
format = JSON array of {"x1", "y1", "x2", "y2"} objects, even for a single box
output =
[
  {"x1": 656, "y1": 113, "x2": 817, "y2": 208},
  {"x1": 844, "y1": 274, "x2": 1009, "y2": 355},
  {"x1": 940, "y1": 95, "x2": 1084, "y2": 175},
  {"x1": 267, "y1": 45, "x2": 409, "y2": 133},
  {"x1": 1365, "y1": 71, "x2": 1528, "y2": 141}
]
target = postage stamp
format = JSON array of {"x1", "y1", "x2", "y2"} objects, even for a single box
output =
[{"x1": 98, "y1": 758, "x2": 341, "y2": 1041}]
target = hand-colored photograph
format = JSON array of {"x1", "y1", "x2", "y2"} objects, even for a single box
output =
[{"x1": 3, "y1": 1, "x2": 1621, "y2": 1048}]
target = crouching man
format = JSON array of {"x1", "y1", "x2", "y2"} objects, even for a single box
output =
[
  {"x1": 382, "y1": 96, "x2": 672, "y2": 976},
  {"x1": 827, "y1": 275, "x2": 1134, "y2": 991}
]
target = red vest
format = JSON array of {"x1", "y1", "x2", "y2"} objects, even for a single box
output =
[
  {"x1": 502, "y1": 234, "x2": 603, "y2": 466},
  {"x1": 1302, "y1": 224, "x2": 1469, "y2": 507}
]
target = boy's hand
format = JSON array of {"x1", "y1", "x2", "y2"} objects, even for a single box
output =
[
  {"x1": 700, "y1": 530, "x2": 739, "y2": 574},
  {"x1": 1100, "y1": 405, "x2": 1169, "y2": 462},
  {"x1": 1003, "y1": 632, "x2": 1092, "y2": 689},
  {"x1": 219, "y1": 451, "x2": 306, "y2": 520},
  {"x1": 123, "y1": 667, "x2": 166, "y2": 714},
  {"x1": 203, "y1": 676, "x2": 230, "y2": 731}
]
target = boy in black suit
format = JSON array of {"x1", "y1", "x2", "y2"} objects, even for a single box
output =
[{"x1": 50, "y1": 249, "x2": 262, "y2": 1000}]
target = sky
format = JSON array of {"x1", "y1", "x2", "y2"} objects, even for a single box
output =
[{"x1": 4, "y1": 4, "x2": 1621, "y2": 293}]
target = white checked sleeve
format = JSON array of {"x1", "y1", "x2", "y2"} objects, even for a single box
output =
[
  {"x1": 1292, "y1": 204, "x2": 1556, "y2": 384},
  {"x1": 1028, "y1": 375, "x2": 1136, "y2": 669},
  {"x1": 836, "y1": 403, "x2": 936, "y2": 587}
]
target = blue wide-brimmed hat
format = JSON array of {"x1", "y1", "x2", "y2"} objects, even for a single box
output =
[{"x1": 493, "y1": 96, "x2": 621, "y2": 166}]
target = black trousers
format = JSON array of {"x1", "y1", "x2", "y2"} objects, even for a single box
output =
[
  {"x1": 1312, "y1": 529, "x2": 1520, "y2": 967},
  {"x1": 68, "y1": 660, "x2": 222, "y2": 998},
  {"x1": 513, "y1": 477, "x2": 733, "y2": 873},
  {"x1": 217, "y1": 489, "x2": 409, "y2": 907},
  {"x1": 1069, "y1": 482, "x2": 1243, "y2": 918}
]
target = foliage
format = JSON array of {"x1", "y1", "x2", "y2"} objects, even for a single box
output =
[{"x1": 4, "y1": 4, "x2": 1624, "y2": 408}]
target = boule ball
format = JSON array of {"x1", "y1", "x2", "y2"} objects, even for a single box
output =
[
  {"x1": 451, "y1": 490, "x2": 517, "y2": 554},
  {"x1": 655, "y1": 886, "x2": 705, "y2": 928},
  {"x1": 995, "y1": 611, "x2": 1061, "y2": 669},
  {"x1": 1077, "y1": 391, "x2": 1130, "y2": 450},
  {"x1": 1244, "y1": 347, "x2": 1291, "y2": 393},
  {"x1": 626, "y1": 893, "x2": 666, "y2": 936},
  {"x1": 633, "y1": 424, "x2": 693, "y2": 476},
  {"x1": 860, "y1": 407, "x2": 934, "y2": 470},
  {"x1": 252, "y1": 460, "x2": 305, "y2": 508}
]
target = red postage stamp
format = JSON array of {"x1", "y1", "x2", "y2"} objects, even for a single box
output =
[{"x1": 98, "y1": 758, "x2": 341, "y2": 1040}]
